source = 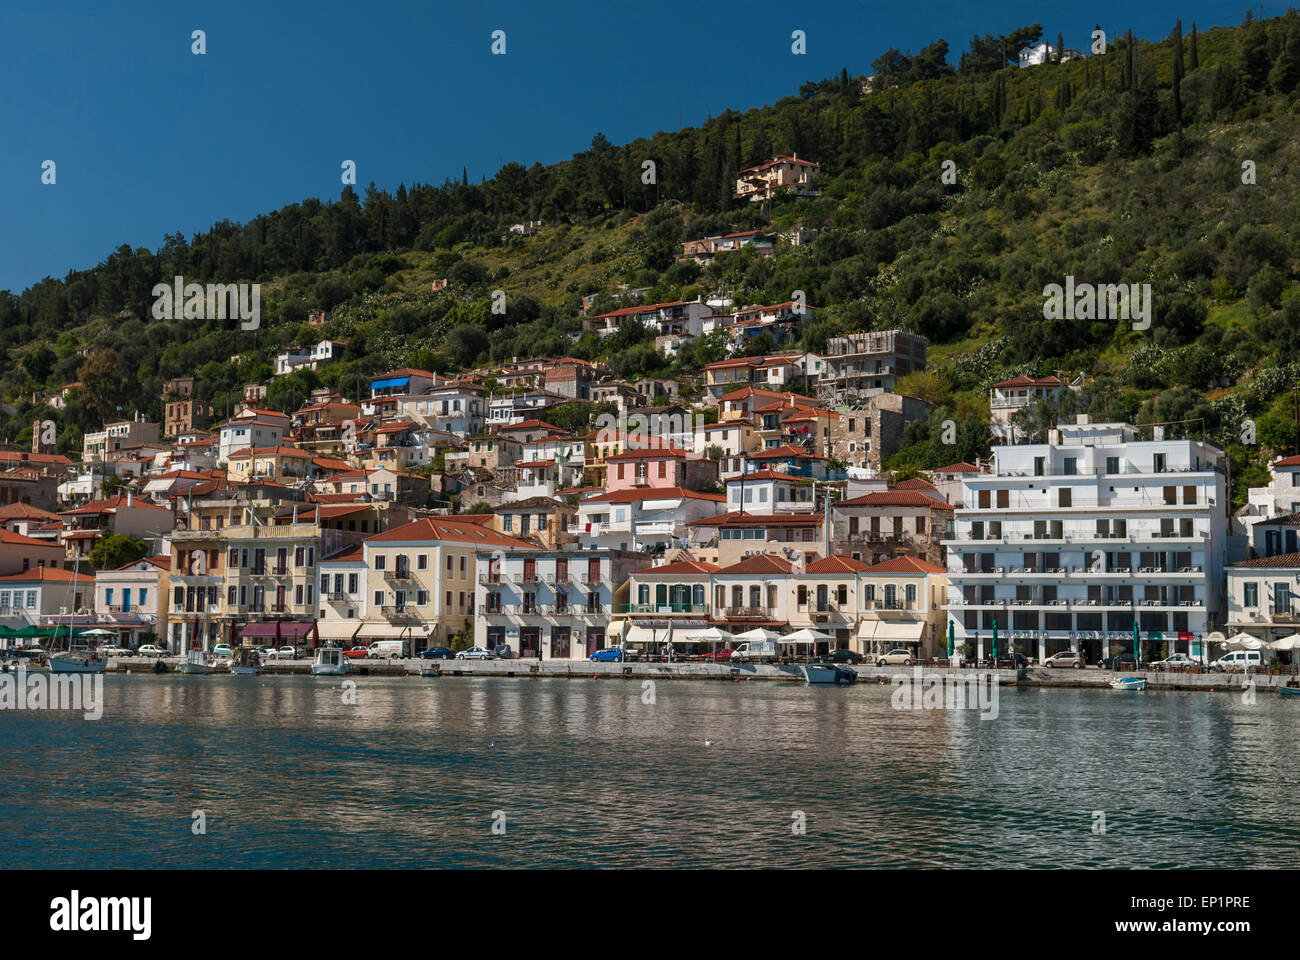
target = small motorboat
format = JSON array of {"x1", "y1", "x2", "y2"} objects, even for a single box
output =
[
  {"x1": 1278, "y1": 683, "x2": 1300, "y2": 698},
  {"x1": 311, "y1": 645, "x2": 351, "y2": 676},
  {"x1": 1110, "y1": 676, "x2": 1147, "y2": 691},
  {"x1": 801, "y1": 663, "x2": 857, "y2": 686}
]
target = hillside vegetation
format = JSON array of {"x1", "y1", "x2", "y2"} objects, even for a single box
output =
[{"x1": 3, "y1": 13, "x2": 1300, "y2": 505}]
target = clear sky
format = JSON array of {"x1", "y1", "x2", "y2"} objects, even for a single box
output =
[{"x1": 0, "y1": 0, "x2": 1285, "y2": 294}]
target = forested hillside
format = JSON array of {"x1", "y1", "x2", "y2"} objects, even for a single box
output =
[{"x1": 3, "y1": 12, "x2": 1300, "y2": 504}]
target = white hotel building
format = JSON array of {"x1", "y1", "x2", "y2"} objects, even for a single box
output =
[{"x1": 944, "y1": 420, "x2": 1229, "y2": 664}]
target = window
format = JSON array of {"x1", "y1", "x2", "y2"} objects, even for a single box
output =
[
  {"x1": 996, "y1": 490, "x2": 1009, "y2": 508},
  {"x1": 374, "y1": 590, "x2": 384, "y2": 606},
  {"x1": 1063, "y1": 457, "x2": 1078, "y2": 476},
  {"x1": 417, "y1": 590, "x2": 428, "y2": 605},
  {"x1": 417, "y1": 554, "x2": 428, "y2": 570},
  {"x1": 348, "y1": 574, "x2": 358, "y2": 593},
  {"x1": 1106, "y1": 456, "x2": 1119, "y2": 474},
  {"x1": 1244, "y1": 582, "x2": 1258, "y2": 607},
  {"x1": 374, "y1": 554, "x2": 386, "y2": 571},
  {"x1": 1059, "y1": 488, "x2": 1072, "y2": 507}
]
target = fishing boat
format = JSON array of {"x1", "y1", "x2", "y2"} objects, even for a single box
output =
[
  {"x1": 1279, "y1": 682, "x2": 1300, "y2": 698},
  {"x1": 177, "y1": 637, "x2": 209, "y2": 675},
  {"x1": 800, "y1": 663, "x2": 857, "y2": 686},
  {"x1": 310, "y1": 645, "x2": 350, "y2": 676},
  {"x1": 1109, "y1": 676, "x2": 1147, "y2": 691},
  {"x1": 229, "y1": 644, "x2": 263, "y2": 676}
]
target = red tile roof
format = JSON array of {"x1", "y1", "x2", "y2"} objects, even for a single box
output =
[
  {"x1": 933, "y1": 461, "x2": 981, "y2": 473},
  {"x1": 746, "y1": 445, "x2": 827, "y2": 461},
  {"x1": 689, "y1": 511, "x2": 823, "y2": 528},
  {"x1": 863, "y1": 556, "x2": 947, "y2": 574},
  {"x1": 366, "y1": 516, "x2": 537, "y2": 548},
  {"x1": 991, "y1": 375, "x2": 1065, "y2": 389},
  {"x1": 585, "y1": 487, "x2": 726, "y2": 505},
  {"x1": 0, "y1": 566, "x2": 82, "y2": 582},
  {"x1": 715, "y1": 554, "x2": 793, "y2": 575},
  {"x1": 837, "y1": 490, "x2": 954, "y2": 510},
  {"x1": 805, "y1": 555, "x2": 872, "y2": 574}
]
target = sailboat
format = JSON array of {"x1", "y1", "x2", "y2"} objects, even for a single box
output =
[{"x1": 48, "y1": 632, "x2": 106, "y2": 675}]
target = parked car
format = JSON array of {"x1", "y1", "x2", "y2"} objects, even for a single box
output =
[
  {"x1": 270, "y1": 646, "x2": 297, "y2": 660},
  {"x1": 817, "y1": 648, "x2": 862, "y2": 665},
  {"x1": 493, "y1": 644, "x2": 516, "y2": 660},
  {"x1": 876, "y1": 648, "x2": 915, "y2": 666},
  {"x1": 343, "y1": 646, "x2": 370, "y2": 659},
  {"x1": 455, "y1": 646, "x2": 495, "y2": 660},
  {"x1": 137, "y1": 644, "x2": 166, "y2": 657},
  {"x1": 416, "y1": 646, "x2": 456, "y2": 660},
  {"x1": 590, "y1": 646, "x2": 627, "y2": 662},
  {"x1": 1153, "y1": 652, "x2": 1197, "y2": 669},
  {"x1": 1211, "y1": 650, "x2": 1263, "y2": 672},
  {"x1": 211, "y1": 643, "x2": 234, "y2": 658},
  {"x1": 698, "y1": 647, "x2": 734, "y2": 663},
  {"x1": 256, "y1": 646, "x2": 278, "y2": 660},
  {"x1": 1102, "y1": 651, "x2": 1138, "y2": 671},
  {"x1": 100, "y1": 645, "x2": 134, "y2": 658},
  {"x1": 1044, "y1": 650, "x2": 1085, "y2": 669}
]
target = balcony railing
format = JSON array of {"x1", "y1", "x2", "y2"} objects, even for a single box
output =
[
  {"x1": 383, "y1": 569, "x2": 416, "y2": 583},
  {"x1": 721, "y1": 606, "x2": 777, "y2": 619},
  {"x1": 380, "y1": 606, "x2": 419, "y2": 620}
]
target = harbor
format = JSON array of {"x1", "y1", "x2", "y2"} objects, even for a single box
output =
[{"x1": 88, "y1": 654, "x2": 1300, "y2": 692}]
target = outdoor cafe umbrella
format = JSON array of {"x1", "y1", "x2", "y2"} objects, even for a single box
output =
[
  {"x1": 77, "y1": 628, "x2": 115, "y2": 638},
  {"x1": 1225, "y1": 631, "x2": 1258, "y2": 648},
  {"x1": 947, "y1": 620, "x2": 955, "y2": 659},
  {"x1": 686, "y1": 626, "x2": 731, "y2": 659},
  {"x1": 1133, "y1": 621, "x2": 1141, "y2": 664},
  {"x1": 782, "y1": 627, "x2": 836, "y2": 663},
  {"x1": 733, "y1": 627, "x2": 783, "y2": 642},
  {"x1": 1270, "y1": 634, "x2": 1300, "y2": 651},
  {"x1": 991, "y1": 618, "x2": 998, "y2": 662}
]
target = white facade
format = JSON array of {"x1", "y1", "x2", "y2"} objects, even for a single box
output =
[
  {"x1": 218, "y1": 419, "x2": 286, "y2": 463},
  {"x1": 943, "y1": 421, "x2": 1229, "y2": 664},
  {"x1": 475, "y1": 549, "x2": 635, "y2": 659}
]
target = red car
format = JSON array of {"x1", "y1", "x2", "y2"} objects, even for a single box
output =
[
  {"x1": 343, "y1": 646, "x2": 370, "y2": 659},
  {"x1": 699, "y1": 648, "x2": 734, "y2": 663}
]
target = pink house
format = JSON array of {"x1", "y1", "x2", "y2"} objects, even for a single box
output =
[{"x1": 604, "y1": 446, "x2": 718, "y2": 494}]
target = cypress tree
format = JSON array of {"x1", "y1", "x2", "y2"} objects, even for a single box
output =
[
  {"x1": 1173, "y1": 20, "x2": 1185, "y2": 124},
  {"x1": 1190, "y1": 22, "x2": 1199, "y2": 70}
]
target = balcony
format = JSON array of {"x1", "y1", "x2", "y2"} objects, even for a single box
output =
[
  {"x1": 478, "y1": 573, "x2": 504, "y2": 585},
  {"x1": 721, "y1": 606, "x2": 777, "y2": 619},
  {"x1": 380, "y1": 606, "x2": 419, "y2": 620},
  {"x1": 326, "y1": 592, "x2": 348, "y2": 603},
  {"x1": 383, "y1": 569, "x2": 417, "y2": 584},
  {"x1": 617, "y1": 602, "x2": 709, "y2": 615}
]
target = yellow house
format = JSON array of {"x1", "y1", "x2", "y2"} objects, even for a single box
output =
[
  {"x1": 360, "y1": 516, "x2": 536, "y2": 653},
  {"x1": 226, "y1": 446, "x2": 312, "y2": 485}
]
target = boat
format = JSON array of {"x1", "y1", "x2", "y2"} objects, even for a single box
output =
[
  {"x1": 49, "y1": 637, "x2": 106, "y2": 676},
  {"x1": 177, "y1": 645, "x2": 209, "y2": 675},
  {"x1": 1109, "y1": 676, "x2": 1147, "y2": 691},
  {"x1": 1279, "y1": 683, "x2": 1300, "y2": 698},
  {"x1": 311, "y1": 645, "x2": 351, "y2": 676},
  {"x1": 229, "y1": 644, "x2": 263, "y2": 676},
  {"x1": 800, "y1": 663, "x2": 857, "y2": 686}
]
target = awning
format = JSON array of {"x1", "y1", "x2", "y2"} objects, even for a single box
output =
[
  {"x1": 871, "y1": 621, "x2": 926, "y2": 644},
  {"x1": 240, "y1": 621, "x2": 316, "y2": 640},
  {"x1": 370, "y1": 376, "x2": 411, "y2": 391},
  {"x1": 356, "y1": 622, "x2": 431, "y2": 640},
  {"x1": 316, "y1": 620, "x2": 364, "y2": 641}
]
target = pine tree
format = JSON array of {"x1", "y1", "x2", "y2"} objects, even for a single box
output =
[{"x1": 1269, "y1": 26, "x2": 1300, "y2": 94}]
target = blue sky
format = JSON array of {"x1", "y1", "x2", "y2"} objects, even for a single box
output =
[{"x1": 0, "y1": 0, "x2": 1285, "y2": 294}]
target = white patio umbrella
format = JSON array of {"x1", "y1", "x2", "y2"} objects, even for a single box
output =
[
  {"x1": 1225, "y1": 632, "x2": 1260, "y2": 649},
  {"x1": 77, "y1": 627, "x2": 115, "y2": 637},
  {"x1": 1269, "y1": 634, "x2": 1300, "y2": 651},
  {"x1": 733, "y1": 627, "x2": 782, "y2": 642},
  {"x1": 782, "y1": 627, "x2": 837, "y2": 644},
  {"x1": 686, "y1": 626, "x2": 732, "y2": 659}
]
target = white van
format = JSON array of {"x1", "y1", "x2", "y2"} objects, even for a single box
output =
[
  {"x1": 731, "y1": 639, "x2": 778, "y2": 663},
  {"x1": 366, "y1": 640, "x2": 409, "y2": 660},
  {"x1": 1211, "y1": 650, "x2": 1262, "y2": 672}
]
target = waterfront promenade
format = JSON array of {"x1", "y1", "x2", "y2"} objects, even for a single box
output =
[{"x1": 98, "y1": 656, "x2": 1294, "y2": 692}]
